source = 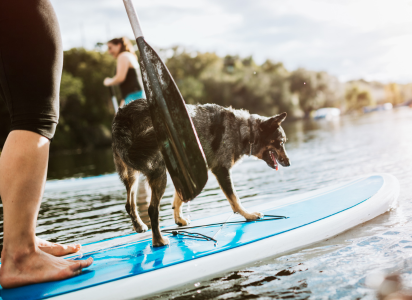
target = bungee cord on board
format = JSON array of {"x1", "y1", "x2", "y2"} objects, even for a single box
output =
[{"x1": 162, "y1": 214, "x2": 288, "y2": 245}]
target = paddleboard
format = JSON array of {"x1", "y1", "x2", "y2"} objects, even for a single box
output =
[{"x1": 0, "y1": 173, "x2": 399, "y2": 300}]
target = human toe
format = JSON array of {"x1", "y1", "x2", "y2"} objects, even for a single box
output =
[{"x1": 68, "y1": 257, "x2": 93, "y2": 272}]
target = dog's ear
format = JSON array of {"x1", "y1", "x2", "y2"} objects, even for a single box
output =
[{"x1": 259, "y1": 112, "x2": 287, "y2": 131}]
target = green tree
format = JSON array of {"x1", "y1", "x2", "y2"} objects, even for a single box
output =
[
  {"x1": 290, "y1": 69, "x2": 321, "y2": 117},
  {"x1": 51, "y1": 48, "x2": 116, "y2": 150},
  {"x1": 345, "y1": 85, "x2": 373, "y2": 111},
  {"x1": 52, "y1": 71, "x2": 85, "y2": 148},
  {"x1": 0, "y1": 45, "x2": 363, "y2": 152},
  {"x1": 290, "y1": 68, "x2": 342, "y2": 117},
  {"x1": 62, "y1": 48, "x2": 116, "y2": 125}
]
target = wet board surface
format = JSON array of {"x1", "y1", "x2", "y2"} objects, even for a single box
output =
[{"x1": 0, "y1": 174, "x2": 399, "y2": 300}]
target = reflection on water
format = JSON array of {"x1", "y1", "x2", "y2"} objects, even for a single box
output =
[
  {"x1": 1, "y1": 108, "x2": 412, "y2": 299},
  {"x1": 47, "y1": 148, "x2": 115, "y2": 180}
]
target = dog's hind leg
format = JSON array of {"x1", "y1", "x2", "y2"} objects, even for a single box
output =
[
  {"x1": 212, "y1": 166, "x2": 263, "y2": 220},
  {"x1": 125, "y1": 167, "x2": 148, "y2": 233},
  {"x1": 137, "y1": 175, "x2": 151, "y2": 204},
  {"x1": 147, "y1": 168, "x2": 169, "y2": 247},
  {"x1": 114, "y1": 150, "x2": 148, "y2": 233},
  {"x1": 172, "y1": 192, "x2": 191, "y2": 226}
]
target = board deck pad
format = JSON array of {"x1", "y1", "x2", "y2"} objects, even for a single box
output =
[{"x1": 0, "y1": 176, "x2": 384, "y2": 299}]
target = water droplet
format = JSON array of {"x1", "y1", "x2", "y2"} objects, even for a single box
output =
[
  {"x1": 253, "y1": 71, "x2": 257, "y2": 74},
  {"x1": 197, "y1": 290, "x2": 201, "y2": 293},
  {"x1": 187, "y1": 202, "x2": 191, "y2": 220},
  {"x1": 304, "y1": 82, "x2": 306, "y2": 85},
  {"x1": 194, "y1": 282, "x2": 200, "y2": 287}
]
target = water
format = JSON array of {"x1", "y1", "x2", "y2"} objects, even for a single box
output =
[{"x1": 1, "y1": 108, "x2": 412, "y2": 299}]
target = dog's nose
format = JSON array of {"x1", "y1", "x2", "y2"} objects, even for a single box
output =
[{"x1": 284, "y1": 159, "x2": 291, "y2": 167}]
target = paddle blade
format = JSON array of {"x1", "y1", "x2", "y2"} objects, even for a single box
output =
[{"x1": 136, "y1": 37, "x2": 208, "y2": 201}]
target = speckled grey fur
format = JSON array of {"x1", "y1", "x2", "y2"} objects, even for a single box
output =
[{"x1": 112, "y1": 99, "x2": 290, "y2": 247}]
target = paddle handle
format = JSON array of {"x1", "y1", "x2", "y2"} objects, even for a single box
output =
[{"x1": 123, "y1": 0, "x2": 144, "y2": 39}]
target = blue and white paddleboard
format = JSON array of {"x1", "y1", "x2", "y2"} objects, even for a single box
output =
[{"x1": 0, "y1": 174, "x2": 399, "y2": 300}]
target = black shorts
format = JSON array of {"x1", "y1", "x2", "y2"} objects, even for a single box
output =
[{"x1": 0, "y1": 0, "x2": 62, "y2": 140}]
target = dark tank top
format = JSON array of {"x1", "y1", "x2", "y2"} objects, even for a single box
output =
[{"x1": 119, "y1": 68, "x2": 142, "y2": 99}]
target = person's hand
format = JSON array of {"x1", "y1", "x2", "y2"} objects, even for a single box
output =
[{"x1": 103, "y1": 78, "x2": 112, "y2": 86}]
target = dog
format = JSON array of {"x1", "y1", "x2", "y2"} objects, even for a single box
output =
[{"x1": 112, "y1": 99, "x2": 291, "y2": 247}]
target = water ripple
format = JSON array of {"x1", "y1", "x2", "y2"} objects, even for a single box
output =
[{"x1": 1, "y1": 109, "x2": 412, "y2": 299}]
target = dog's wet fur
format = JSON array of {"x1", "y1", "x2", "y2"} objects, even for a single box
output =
[{"x1": 112, "y1": 99, "x2": 290, "y2": 247}]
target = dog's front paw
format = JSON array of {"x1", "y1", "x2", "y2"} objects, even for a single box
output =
[
  {"x1": 175, "y1": 216, "x2": 191, "y2": 226},
  {"x1": 133, "y1": 223, "x2": 148, "y2": 233},
  {"x1": 244, "y1": 211, "x2": 264, "y2": 221},
  {"x1": 152, "y1": 236, "x2": 170, "y2": 247}
]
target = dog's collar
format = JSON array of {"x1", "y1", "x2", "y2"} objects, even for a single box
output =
[{"x1": 248, "y1": 117, "x2": 255, "y2": 156}]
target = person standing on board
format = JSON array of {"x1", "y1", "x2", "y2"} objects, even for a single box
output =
[
  {"x1": 0, "y1": 0, "x2": 93, "y2": 288},
  {"x1": 103, "y1": 37, "x2": 145, "y2": 107}
]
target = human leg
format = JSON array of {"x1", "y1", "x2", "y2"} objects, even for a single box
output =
[
  {"x1": 0, "y1": 0, "x2": 93, "y2": 288},
  {"x1": 0, "y1": 131, "x2": 93, "y2": 288},
  {"x1": 0, "y1": 0, "x2": 86, "y2": 258}
]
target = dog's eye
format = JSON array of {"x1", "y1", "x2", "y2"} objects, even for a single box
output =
[{"x1": 279, "y1": 142, "x2": 284, "y2": 147}]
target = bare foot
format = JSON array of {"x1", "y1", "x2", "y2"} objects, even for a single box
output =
[
  {"x1": 0, "y1": 248, "x2": 93, "y2": 289},
  {"x1": 36, "y1": 237, "x2": 81, "y2": 257}
]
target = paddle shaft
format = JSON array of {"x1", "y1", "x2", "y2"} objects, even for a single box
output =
[
  {"x1": 123, "y1": 0, "x2": 143, "y2": 39},
  {"x1": 109, "y1": 86, "x2": 119, "y2": 113}
]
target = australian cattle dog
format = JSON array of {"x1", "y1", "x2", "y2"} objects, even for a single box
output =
[{"x1": 112, "y1": 99, "x2": 291, "y2": 247}]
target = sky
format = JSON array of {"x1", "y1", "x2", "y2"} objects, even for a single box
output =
[{"x1": 51, "y1": 0, "x2": 412, "y2": 83}]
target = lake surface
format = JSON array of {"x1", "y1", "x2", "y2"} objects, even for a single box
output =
[{"x1": 1, "y1": 107, "x2": 412, "y2": 299}]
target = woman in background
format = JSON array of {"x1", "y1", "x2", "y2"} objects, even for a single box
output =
[{"x1": 103, "y1": 37, "x2": 145, "y2": 107}]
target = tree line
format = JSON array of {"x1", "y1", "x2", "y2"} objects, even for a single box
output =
[{"x1": 1, "y1": 46, "x2": 403, "y2": 151}]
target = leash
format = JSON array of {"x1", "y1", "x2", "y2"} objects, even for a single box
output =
[{"x1": 161, "y1": 214, "x2": 288, "y2": 245}]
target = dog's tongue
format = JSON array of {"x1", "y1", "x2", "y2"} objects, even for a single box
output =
[{"x1": 270, "y1": 151, "x2": 279, "y2": 171}]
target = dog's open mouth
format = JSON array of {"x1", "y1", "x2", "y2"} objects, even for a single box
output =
[
  {"x1": 269, "y1": 151, "x2": 279, "y2": 171},
  {"x1": 263, "y1": 150, "x2": 279, "y2": 171}
]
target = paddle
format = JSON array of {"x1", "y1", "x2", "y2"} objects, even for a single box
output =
[
  {"x1": 109, "y1": 86, "x2": 119, "y2": 113},
  {"x1": 122, "y1": 0, "x2": 208, "y2": 202}
]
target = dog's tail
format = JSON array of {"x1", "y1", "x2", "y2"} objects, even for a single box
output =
[{"x1": 112, "y1": 99, "x2": 159, "y2": 171}]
